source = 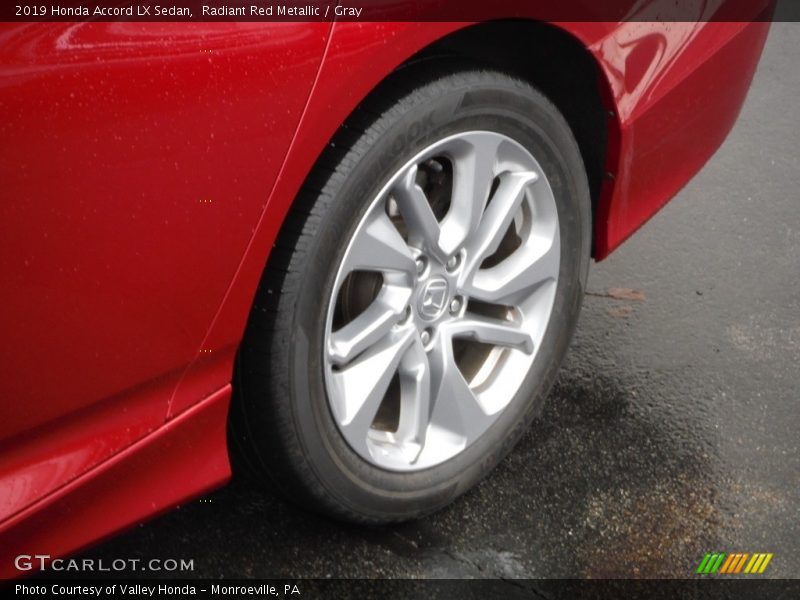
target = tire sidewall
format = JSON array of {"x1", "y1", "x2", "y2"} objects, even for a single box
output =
[{"x1": 286, "y1": 73, "x2": 591, "y2": 519}]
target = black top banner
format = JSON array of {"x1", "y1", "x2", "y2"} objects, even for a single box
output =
[{"x1": 2, "y1": 0, "x2": 798, "y2": 23}]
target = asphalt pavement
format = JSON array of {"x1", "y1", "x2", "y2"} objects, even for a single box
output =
[{"x1": 73, "y1": 23, "x2": 800, "y2": 580}]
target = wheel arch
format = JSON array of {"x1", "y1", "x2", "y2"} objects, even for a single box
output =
[
  {"x1": 394, "y1": 21, "x2": 620, "y2": 255},
  {"x1": 185, "y1": 20, "x2": 622, "y2": 431}
]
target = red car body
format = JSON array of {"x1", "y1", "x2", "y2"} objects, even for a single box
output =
[{"x1": 0, "y1": 3, "x2": 771, "y2": 577}]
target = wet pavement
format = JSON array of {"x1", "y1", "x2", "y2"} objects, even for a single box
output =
[{"x1": 76, "y1": 24, "x2": 799, "y2": 579}]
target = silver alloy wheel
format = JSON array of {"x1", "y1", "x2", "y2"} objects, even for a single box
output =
[{"x1": 323, "y1": 131, "x2": 560, "y2": 471}]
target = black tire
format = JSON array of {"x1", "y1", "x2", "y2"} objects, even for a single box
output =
[{"x1": 231, "y1": 67, "x2": 591, "y2": 523}]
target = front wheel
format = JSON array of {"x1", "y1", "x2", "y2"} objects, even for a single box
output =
[{"x1": 233, "y1": 69, "x2": 591, "y2": 523}]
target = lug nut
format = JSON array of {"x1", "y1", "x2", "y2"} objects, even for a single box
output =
[
  {"x1": 446, "y1": 254, "x2": 460, "y2": 271},
  {"x1": 420, "y1": 329, "x2": 432, "y2": 346},
  {"x1": 415, "y1": 256, "x2": 427, "y2": 275},
  {"x1": 450, "y1": 297, "x2": 463, "y2": 314}
]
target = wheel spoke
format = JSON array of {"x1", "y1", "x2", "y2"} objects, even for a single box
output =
[
  {"x1": 465, "y1": 230, "x2": 559, "y2": 305},
  {"x1": 341, "y1": 210, "x2": 416, "y2": 278},
  {"x1": 328, "y1": 285, "x2": 412, "y2": 365},
  {"x1": 328, "y1": 328, "x2": 415, "y2": 441},
  {"x1": 393, "y1": 166, "x2": 445, "y2": 260},
  {"x1": 445, "y1": 314, "x2": 534, "y2": 354},
  {"x1": 427, "y1": 334, "x2": 492, "y2": 444},
  {"x1": 392, "y1": 338, "x2": 432, "y2": 463},
  {"x1": 439, "y1": 133, "x2": 502, "y2": 255},
  {"x1": 462, "y1": 171, "x2": 538, "y2": 277}
]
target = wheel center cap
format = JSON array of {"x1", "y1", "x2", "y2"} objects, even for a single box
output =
[{"x1": 418, "y1": 276, "x2": 449, "y2": 321}]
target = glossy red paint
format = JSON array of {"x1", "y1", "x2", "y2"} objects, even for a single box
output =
[
  {"x1": 0, "y1": 19, "x2": 330, "y2": 519},
  {"x1": 589, "y1": 19, "x2": 772, "y2": 257},
  {"x1": 0, "y1": 386, "x2": 231, "y2": 579},
  {"x1": 0, "y1": 6, "x2": 770, "y2": 575}
]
